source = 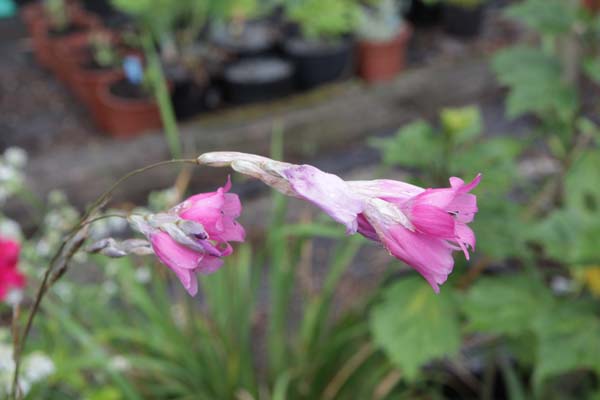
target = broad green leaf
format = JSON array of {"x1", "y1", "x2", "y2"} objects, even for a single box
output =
[
  {"x1": 584, "y1": 56, "x2": 600, "y2": 86},
  {"x1": 532, "y1": 301, "x2": 600, "y2": 385},
  {"x1": 462, "y1": 275, "x2": 551, "y2": 336},
  {"x1": 370, "y1": 277, "x2": 460, "y2": 380},
  {"x1": 370, "y1": 121, "x2": 442, "y2": 168},
  {"x1": 565, "y1": 149, "x2": 600, "y2": 214},
  {"x1": 532, "y1": 206, "x2": 600, "y2": 265},
  {"x1": 452, "y1": 137, "x2": 524, "y2": 196},
  {"x1": 492, "y1": 46, "x2": 577, "y2": 120},
  {"x1": 532, "y1": 150, "x2": 600, "y2": 264},
  {"x1": 471, "y1": 200, "x2": 528, "y2": 259},
  {"x1": 505, "y1": 0, "x2": 577, "y2": 35},
  {"x1": 577, "y1": 118, "x2": 600, "y2": 147}
]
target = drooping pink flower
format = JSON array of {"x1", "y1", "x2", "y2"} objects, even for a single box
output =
[
  {"x1": 198, "y1": 152, "x2": 480, "y2": 292},
  {"x1": 0, "y1": 236, "x2": 26, "y2": 301},
  {"x1": 355, "y1": 175, "x2": 481, "y2": 292},
  {"x1": 133, "y1": 178, "x2": 245, "y2": 296}
]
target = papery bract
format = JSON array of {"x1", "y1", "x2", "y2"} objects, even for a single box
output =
[
  {"x1": 199, "y1": 152, "x2": 481, "y2": 292},
  {"x1": 0, "y1": 236, "x2": 26, "y2": 301}
]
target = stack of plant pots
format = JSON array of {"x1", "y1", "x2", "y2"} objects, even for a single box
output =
[
  {"x1": 22, "y1": 1, "x2": 162, "y2": 138},
  {"x1": 19, "y1": 0, "x2": 432, "y2": 138}
]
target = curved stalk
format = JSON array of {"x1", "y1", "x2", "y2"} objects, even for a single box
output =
[{"x1": 11, "y1": 158, "x2": 197, "y2": 399}]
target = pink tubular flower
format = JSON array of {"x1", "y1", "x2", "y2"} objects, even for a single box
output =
[
  {"x1": 133, "y1": 178, "x2": 245, "y2": 296},
  {"x1": 356, "y1": 175, "x2": 480, "y2": 292},
  {"x1": 198, "y1": 152, "x2": 480, "y2": 292},
  {"x1": 0, "y1": 236, "x2": 26, "y2": 301}
]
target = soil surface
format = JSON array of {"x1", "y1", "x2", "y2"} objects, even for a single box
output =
[{"x1": 109, "y1": 78, "x2": 151, "y2": 100}]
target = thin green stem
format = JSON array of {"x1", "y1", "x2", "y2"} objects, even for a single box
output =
[{"x1": 142, "y1": 31, "x2": 182, "y2": 159}]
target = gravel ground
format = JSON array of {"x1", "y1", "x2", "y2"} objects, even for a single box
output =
[{"x1": 0, "y1": 18, "x2": 103, "y2": 153}]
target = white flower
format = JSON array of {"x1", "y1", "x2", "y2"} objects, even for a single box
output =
[
  {"x1": 54, "y1": 282, "x2": 73, "y2": 303},
  {"x1": 4, "y1": 148, "x2": 27, "y2": 169},
  {"x1": 23, "y1": 352, "x2": 55, "y2": 382},
  {"x1": 5, "y1": 290, "x2": 23, "y2": 306},
  {"x1": 135, "y1": 266, "x2": 152, "y2": 284},
  {"x1": 102, "y1": 280, "x2": 118, "y2": 297},
  {"x1": 0, "y1": 343, "x2": 14, "y2": 373},
  {"x1": 0, "y1": 218, "x2": 22, "y2": 240},
  {"x1": 109, "y1": 355, "x2": 130, "y2": 372},
  {"x1": 36, "y1": 240, "x2": 52, "y2": 257},
  {"x1": 0, "y1": 344, "x2": 54, "y2": 397},
  {"x1": 551, "y1": 276, "x2": 574, "y2": 295},
  {"x1": 0, "y1": 165, "x2": 15, "y2": 182}
]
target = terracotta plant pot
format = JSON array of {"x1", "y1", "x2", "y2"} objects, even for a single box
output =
[
  {"x1": 28, "y1": 6, "x2": 100, "y2": 72},
  {"x1": 20, "y1": 2, "x2": 43, "y2": 36},
  {"x1": 582, "y1": 0, "x2": 600, "y2": 13},
  {"x1": 52, "y1": 31, "x2": 95, "y2": 87},
  {"x1": 23, "y1": 2, "x2": 95, "y2": 69},
  {"x1": 71, "y1": 61, "x2": 122, "y2": 128},
  {"x1": 46, "y1": 13, "x2": 101, "y2": 81},
  {"x1": 95, "y1": 78, "x2": 162, "y2": 138},
  {"x1": 357, "y1": 24, "x2": 413, "y2": 83},
  {"x1": 30, "y1": 18, "x2": 53, "y2": 68},
  {"x1": 53, "y1": 29, "x2": 117, "y2": 93}
]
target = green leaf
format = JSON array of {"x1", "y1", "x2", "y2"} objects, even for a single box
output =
[
  {"x1": 532, "y1": 301, "x2": 600, "y2": 385},
  {"x1": 370, "y1": 277, "x2": 460, "y2": 380},
  {"x1": 471, "y1": 200, "x2": 528, "y2": 259},
  {"x1": 370, "y1": 121, "x2": 442, "y2": 168},
  {"x1": 532, "y1": 150, "x2": 600, "y2": 265},
  {"x1": 565, "y1": 149, "x2": 600, "y2": 214},
  {"x1": 531, "y1": 206, "x2": 600, "y2": 265},
  {"x1": 583, "y1": 56, "x2": 600, "y2": 86},
  {"x1": 441, "y1": 106, "x2": 482, "y2": 145},
  {"x1": 492, "y1": 46, "x2": 576, "y2": 120},
  {"x1": 452, "y1": 137, "x2": 524, "y2": 196},
  {"x1": 505, "y1": 0, "x2": 577, "y2": 35},
  {"x1": 577, "y1": 118, "x2": 600, "y2": 147},
  {"x1": 462, "y1": 275, "x2": 551, "y2": 336}
]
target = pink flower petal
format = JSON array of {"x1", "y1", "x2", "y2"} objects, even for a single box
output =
[
  {"x1": 151, "y1": 232, "x2": 204, "y2": 271},
  {"x1": 196, "y1": 255, "x2": 224, "y2": 274},
  {"x1": 409, "y1": 204, "x2": 456, "y2": 238},
  {"x1": 223, "y1": 193, "x2": 242, "y2": 218},
  {"x1": 455, "y1": 224, "x2": 476, "y2": 259},
  {"x1": 0, "y1": 237, "x2": 25, "y2": 301},
  {"x1": 347, "y1": 179, "x2": 424, "y2": 200},
  {"x1": 150, "y1": 232, "x2": 228, "y2": 296},
  {"x1": 284, "y1": 165, "x2": 364, "y2": 234},
  {"x1": 0, "y1": 238, "x2": 20, "y2": 268},
  {"x1": 168, "y1": 264, "x2": 198, "y2": 296},
  {"x1": 376, "y1": 223, "x2": 454, "y2": 293}
]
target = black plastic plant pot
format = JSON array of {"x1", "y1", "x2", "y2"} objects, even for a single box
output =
[
  {"x1": 81, "y1": 0, "x2": 116, "y2": 19},
  {"x1": 171, "y1": 80, "x2": 222, "y2": 120},
  {"x1": 442, "y1": 4, "x2": 484, "y2": 38},
  {"x1": 212, "y1": 21, "x2": 280, "y2": 59},
  {"x1": 223, "y1": 57, "x2": 294, "y2": 105},
  {"x1": 283, "y1": 38, "x2": 354, "y2": 90},
  {"x1": 406, "y1": 0, "x2": 443, "y2": 27}
]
